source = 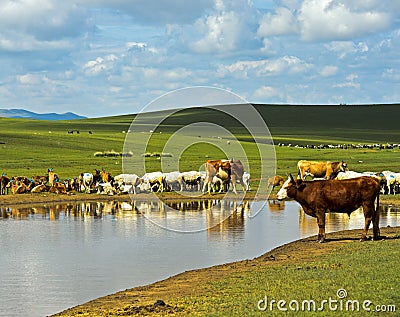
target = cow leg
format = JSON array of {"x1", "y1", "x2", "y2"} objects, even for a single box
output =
[
  {"x1": 316, "y1": 212, "x2": 326, "y2": 243},
  {"x1": 361, "y1": 203, "x2": 374, "y2": 241}
]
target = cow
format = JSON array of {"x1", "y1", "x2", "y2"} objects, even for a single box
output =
[
  {"x1": 141, "y1": 172, "x2": 167, "y2": 192},
  {"x1": 380, "y1": 170, "x2": 400, "y2": 195},
  {"x1": 31, "y1": 183, "x2": 49, "y2": 193},
  {"x1": 267, "y1": 175, "x2": 284, "y2": 190},
  {"x1": 242, "y1": 172, "x2": 251, "y2": 191},
  {"x1": 164, "y1": 171, "x2": 184, "y2": 191},
  {"x1": 79, "y1": 173, "x2": 93, "y2": 193},
  {"x1": 277, "y1": 175, "x2": 380, "y2": 243},
  {"x1": 0, "y1": 175, "x2": 10, "y2": 195},
  {"x1": 100, "y1": 169, "x2": 113, "y2": 183},
  {"x1": 202, "y1": 159, "x2": 245, "y2": 195},
  {"x1": 114, "y1": 174, "x2": 143, "y2": 194},
  {"x1": 31, "y1": 175, "x2": 49, "y2": 184},
  {"x1": 203, "y1": 160, "x2": 231, "y2": 194},
  {"x1": 297, "y1": 160, "x2": 348, "y2": 180},
  {"x1": 180, "y1": 171, "x2": 203, "y2": 191},
  {"x1": 49, "y1": 182, "x2": 67, "y2": 194},
  {"x1": 336, "y1": 171, "x2": 386, "y2": 194}
]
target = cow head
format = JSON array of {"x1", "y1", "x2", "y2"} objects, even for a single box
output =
[
  {"x1": 340, "y1": 160, "x2": 348, "y2": 172},
  {"x1": 277, "y1": 174, "x2": 306, "y2": 200}
]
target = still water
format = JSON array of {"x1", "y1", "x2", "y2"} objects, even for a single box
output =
[{"x1": 0, "y1": 199, "x2": 399, "y2": 317}]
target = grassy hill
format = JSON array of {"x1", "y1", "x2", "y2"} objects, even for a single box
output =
[{"x1": 1, "y1": 104, "x2": 400, "y2": 180}]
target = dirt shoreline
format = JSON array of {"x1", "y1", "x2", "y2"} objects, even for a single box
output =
[{"x1": 51, "y1": 226, "x2": 400, "y2": 317}]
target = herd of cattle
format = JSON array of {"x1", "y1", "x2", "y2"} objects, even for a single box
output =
[{"x1": 0, "y1": 160, "x2": 251, "y2": 196}]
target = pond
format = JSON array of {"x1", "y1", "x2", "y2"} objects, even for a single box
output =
[{"x1": 0, "y1": 199, "x2": 399, "y2": 317}]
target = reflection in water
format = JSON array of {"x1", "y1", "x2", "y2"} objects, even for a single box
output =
[
  {"x1": 0, "y1": 200, "x2": 399, "y2": 317},
  {"x1": 298, "y1": 204, "x2": 400, "y2": 238}
]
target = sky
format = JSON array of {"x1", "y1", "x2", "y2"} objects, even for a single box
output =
[{"x1": 0, "y1": 0, "x2": 399, "y2": 117}]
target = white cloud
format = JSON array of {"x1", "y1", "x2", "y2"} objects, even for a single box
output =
[
  {"x1": 253, "y1": 86, "x2": 282, "y2": 99},
  {"x1": 0, "y1": 1, "x2": 87, "y2": 41},
  {"x1": 298, "y1": 0, "x2": 392, "y2": 41},
  {"x1": 218, "y1": 56, "x2": 313, "y2": 78},
  {"x1": 325, "y1": 41, "x2": 369, "y2": 59},
  {"x1": 333, "y1": 73, "x2": 360, "y2": 89},
  {"x1": 257, "y1": 7, "x2": 298, "y2": 37}
]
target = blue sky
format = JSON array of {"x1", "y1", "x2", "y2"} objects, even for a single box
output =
[{"x1": 0, "y1": 0, "x2": 399, "y2": 117}]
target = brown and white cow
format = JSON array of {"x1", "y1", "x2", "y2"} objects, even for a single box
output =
[
  {"x1": 277, "y1": 175, "x2": 380, "y2": 243},
  {"x1": 297, "y1": 160, "x2": 348, "y2": 180},
  {"x1": 267, "y1": 175, "x2": 284, "y2": 190},
  {"x1": 202, "y1": 159, "x2": 245, "y2": 195}
]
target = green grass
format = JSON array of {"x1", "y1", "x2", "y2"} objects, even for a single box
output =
[
  {"x1": 1, "y1": 104, "x2": 400, "y2": 187},
  {"x1": 176, "y1": 238, "x2": 399, "y2": 316}
]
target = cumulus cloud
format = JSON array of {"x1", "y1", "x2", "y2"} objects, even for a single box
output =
[
  {"x1": 319, "y1": 65, "x2": 338, "y2": 77},
  {"x1": 257, "y1": 7, "x2": 298, "y2": 37},
  {"x1": 253, "y1": 86, "x2": 283, "y2": 99},
  {"x1": 298, "y1": 0, "x2": 392, "y2": 41},
  {"x1": 187, "y1": 0, "x2": 259, "y2": 54},
  {"x1": 0, "y1": 1, "x2": 87, "y2": 41}
]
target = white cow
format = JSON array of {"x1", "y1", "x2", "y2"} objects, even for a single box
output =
[
  {"x1": 96, "y1": 182, "x2": 116, "y2": 195},
  {"x1": 180, "y1": 171, "x2": 202, "y2": 191},
  {"x1": 242, "y1": 172, "x2": 251, "y2": 191},
  {"x1": 164, "y1": 171, "x2": 184, "y2": 191},
  {"x1": 380, "y1": 171, "x2": 400, "y2": 194},
  {"x1": 141, "y1": 172, "x2": 166, "y2": 192},
  {"x1": 114, "y1": 174, "x2": 142, "y2": 194},
  {"x1": 79, "y1": 173, "x2": 93, "y2": 193}
]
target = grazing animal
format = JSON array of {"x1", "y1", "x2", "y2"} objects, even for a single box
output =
[
  {"x1": 100, "y1": 169, "x2": 113, "y2": 183},
  {"x1": 49, "y1": 182, "x2": 67, "y2": 194},
  {"x1": 79, "y1": 173, "x2": 94, "y2": 193},
  {"x1": 164, "y1": 171, "x2": 184, "y2": 191},
  {"x1": 267, "y1": 175, "x2": 284, "y2": 190},
  {"x1": 96, "y1": 182, "x2": 116, "y2": 195},
  {"x1": 277, "y1": 175, "x2": 380, "y2": 242},
  {"x1": 93, "y1": 169, "x2": 101, "y2": 184},
  {"x1": 180, "y1": 171, "x2": 203, "y2": 191},
  {"x1": 242, "y1": 172, "x2": 251, "y2": 191},
  {"x1": 0, "y1": 175, "x2": 10, "y2": 195},
  {"x1": 297, "y1": 160, "x2": 348, "y2": 180},
  {"x1": 114, "y1": 174, "x2": 143, "y2": 194},
  {"x1": 31, "y1": 175, "x2": 49, "y2": 184},
  {"x1": 31, "y1": 184, "x2": 48, "y2": 193},
  {"x1": 141, "y1": 172, "x2": 167, "y2": 192},
  {"x1": 202, "y1": 159, "x2": 245, "y2": 195},
  {"x1": 380, "y1": 171, "x2": 400, "y2": 195}
]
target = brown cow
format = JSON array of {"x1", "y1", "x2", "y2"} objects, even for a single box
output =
[
  {"x1": 49, "y1": 182, "x2": 67, "y2": 194},
  {"x1": 277, "y1": 175, "x2": 380, "y2": 243},
  {"x1": 0, "y1": 175, "x2": 10, "y2": 195},
  {"x1": 297, "y1": 160, "x2": 348, "y2": 180},
  {"x1": 267, "y1": 175, "x2": 284, "y2": 190},
  {"x1": 202, "y1": 159, "x2": 245, "y2": 195}
]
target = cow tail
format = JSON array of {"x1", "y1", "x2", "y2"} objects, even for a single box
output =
[{"x1": 375, "y1": 191, "x2": 380, "y2": 227}]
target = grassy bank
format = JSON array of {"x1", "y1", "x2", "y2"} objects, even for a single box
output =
[{"x1": 53, "y1": 226, "x2": 399, "y2": 317}]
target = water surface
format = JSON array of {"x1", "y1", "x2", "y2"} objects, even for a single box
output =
[{"x1": 0, "y1": 199, "x2": 398, "y2": 317}]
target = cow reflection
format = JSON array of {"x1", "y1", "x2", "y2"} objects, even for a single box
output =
[
  {"x1": 268, "y1": 199, "x2": 285, "y2": 212},
  {"x1": 207, "y1": 201, "x2": 249, "y2": 240}
]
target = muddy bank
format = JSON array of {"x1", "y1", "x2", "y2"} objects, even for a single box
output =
[{"x1": 52, "y1": 226, "x2": 400, "y2": 317}]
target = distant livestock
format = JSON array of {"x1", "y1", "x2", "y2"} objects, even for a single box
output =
[
  {"x1": 267, "y1": 175, "x2": 284, "y2": 190},
  {"x1": 297, "y1": 160, "x2": 348, "y2": 180},
  {"x1": 277, "y1": 175, "x2": 380, "y2": 242}
]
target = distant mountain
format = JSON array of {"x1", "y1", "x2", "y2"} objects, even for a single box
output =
[{"x1": 0, "y1": 109, "x2": 86, "y2": 120}]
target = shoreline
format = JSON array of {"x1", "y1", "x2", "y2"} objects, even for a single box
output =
[{"x1": 51, "y1": 226, "x2": 400, "y2": 316}]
